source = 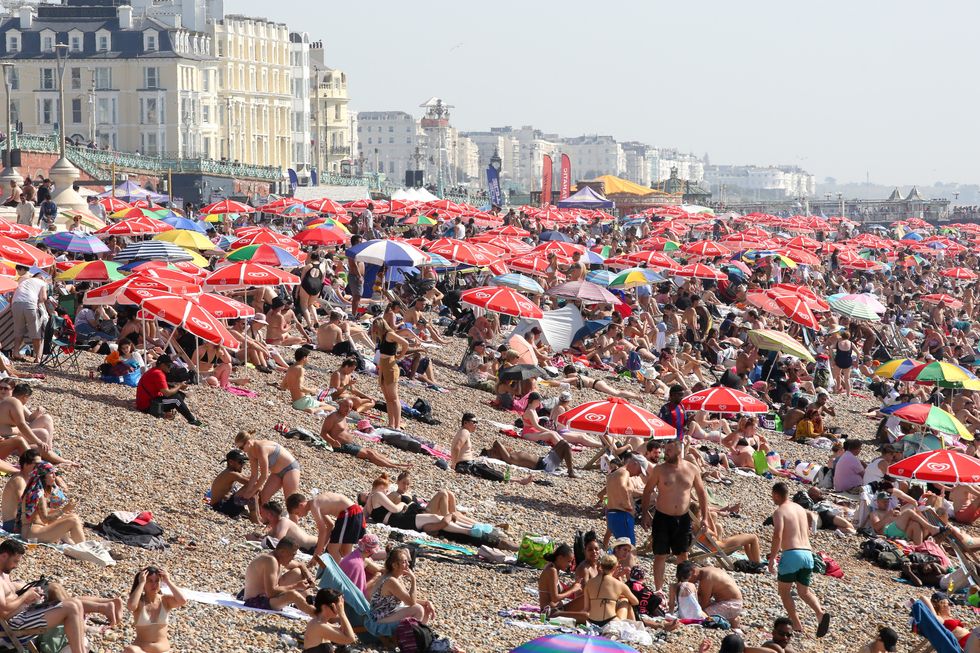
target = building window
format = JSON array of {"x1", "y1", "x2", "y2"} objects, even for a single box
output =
[
  {"x1": 142, "y1": 132, "x2": 159, "y2": 155},
  {"x1": 388, "y1": 137, "x2": 394, "y2": 144},
  {"x1": 367, "y1": 137, "x2": 372, "y2": 145},
  {"x1": 406, "y1": 138, "x2": 411, "y2": 144},
  {"x1": 9, "y1": 99, "x2": 18, "y2": 125},
  {"x1": 39, "y1": 98, "x2": 55, "y2": 125},
  {"x1": 7, "y1": 68, "x2": 17, "y2": 91},
  {"x1": 144, "y1": 67, "x2": 159, "y2": 89},
  {"x1": 94, "y1": 67, "x2": 111, "y2": 90},
  {"x1": 6, "y1": 35, "x2": 18, "y2": 53},
  {"x1": 69, "y1": 35, "x2": 82, "y2": 52},
  {"x1": 202, "y1": 105, "x2": 210, "y2": 124},
  {"x1": 141, "y1": 98, "x2": 159, "y2": 124},
  {"x1": 388, "y1": 126, "x2": 393, "y2": 133},
  {"x1": 70, "y1": 67, "x2": 81, "y2": 91},
  {"x1": 202, "y1": 70, "x2": 210, "y2": 92},
  {"x1": 71, "y1": 98, "x2": 81, "y2": 124},
  {"x1": 96, "y1": 98, "x2": 115, "y2": 124},
  {"x1": 40, "y1": 68, "x2": 55, "y2": 91},
  {"x1": 97, "y1": 34, "x2": 110, "y2": 52},
  {"x1": 145, "y1": 33, "x2": 157, "y2": 51},
  {"x1": 41, "y1": 36, "x2": 54, "y2": 52},
  {"x1": 335, "y1": 105, "x2": 341, "y2": 120}
]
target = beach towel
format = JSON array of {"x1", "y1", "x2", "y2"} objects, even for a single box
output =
[
  {"x1": 224, "y1": 385, "x2": 257, "y2": 398},
  {"x1": 181, "y1": 588, "x2": 309, "y2": 620}
]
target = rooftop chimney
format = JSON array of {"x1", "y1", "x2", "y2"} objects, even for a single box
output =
[
  {"x1": 117, "y1": 5, "x2": 133, "y2": 30},
  {"x1": 18, "y1": 6, "x2": 33, "y2": 30}
]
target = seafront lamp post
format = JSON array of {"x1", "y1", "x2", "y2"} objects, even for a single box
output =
[
  {"x1": 0, "y1": 63, "x2": 21, "y2": 185},
  {"x1": 48, "y1": 42, "x2": 85, "y2": 211}
]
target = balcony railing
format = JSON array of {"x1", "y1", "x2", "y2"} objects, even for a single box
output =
[
  {"x1": 329, "y1": 145, "x2": 350, "y2": 156},
  {"x1": 8, "y1": 132, "x2": 283, "y2": 181}
]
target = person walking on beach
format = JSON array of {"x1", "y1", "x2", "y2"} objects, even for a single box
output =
[{"x1": 768, "y1": 481, "x2": 830, "y2": 638}]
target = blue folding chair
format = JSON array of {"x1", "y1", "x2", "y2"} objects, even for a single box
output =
[{"x1": 910, "y1": 599, "x2": 962, "y2": 653}]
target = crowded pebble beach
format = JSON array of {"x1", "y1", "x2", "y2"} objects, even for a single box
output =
[{"x1": 0, "y1": 195, "x2": 974, "y2": 653}]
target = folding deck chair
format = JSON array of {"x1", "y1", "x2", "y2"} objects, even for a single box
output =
[
  {"x1": 909, "y1": 599, "x2": 962, "y2": 653},
  {"x1": 0, "y1": 618, "x2": 64, "y2": 653},
  {"x1": 37, "y1": 315, "x2": 85, "y2": 374},
  {"x1": 688, "y1": 528, "x2": 736, "y2": 570}
]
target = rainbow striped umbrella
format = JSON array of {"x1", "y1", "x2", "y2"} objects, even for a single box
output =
[
  {"x1": 881, "y1": 403, "x2": 973, "y2": 440},
  {"x1": 608, "y1": 267, "x2": 665, "y2": 289},
  {"x1": 899, "y1": 361, "x2": 977, "y2": 388},
  {"x1": 510, "y1": 634, "x2": 639, "y2": 653},
  {"x1": 56, "y1": 260, "x2": 126, "y2": 282},
  {"x1": 874, "y1": 358, "x2": 923, "y2": 380}
]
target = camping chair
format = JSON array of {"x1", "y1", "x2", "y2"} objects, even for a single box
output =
[
  {"x1": 909, "y1": 599, "x2": 962, "y2": 653},
  {"x1": 924, "y1": 511, "x2": 980, "y2": 588},
  {"x1": 315, "y1": 554, "x2": 397, "y2": 646},
  {"x1": 37, "y1": 315, "x2": 85, "y2": 374},
  {"x1": 688, "y1": 528, "x2": 735, "y2": 571}
]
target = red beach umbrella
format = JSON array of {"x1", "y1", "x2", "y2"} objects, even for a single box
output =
[
  {"x1": 681, "y1": 387, "x2": 768, "y2": 414},
  {"x1": 557, "y1": 397, "x2": 674, "y2": 438}
]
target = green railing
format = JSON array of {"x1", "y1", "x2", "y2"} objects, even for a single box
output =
[{"x1": 8, "y1": 132, "x2": 283, "y2": 181}]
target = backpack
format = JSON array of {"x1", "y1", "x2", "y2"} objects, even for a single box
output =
[
  {"x1": 792, "y1": 490, "x2": 815, "y2": 511},
  {"x1": 396, "y1": 617, "x2": 435, "y2": 653},
  {"x1": 412, "y1": 398, "x2": 433, "y2": 418}
]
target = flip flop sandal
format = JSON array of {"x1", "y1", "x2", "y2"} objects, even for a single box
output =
[
  {"x1": 816, "y1": 613, "x2": 831, "y2": 638},
  {"x1": 533, "y1": 479, "x2": 554, "y2": 487}
]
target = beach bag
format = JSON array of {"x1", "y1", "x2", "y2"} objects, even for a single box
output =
[
  {"x1": 412, "y1": 398, "x2": 433, "y2": 418},
  {"x1": 517, "y1": 534, "x2": 554, "y2": 569},
  {"x1": 63, "y1": 540, "x2": 115, "y2": 567},
  {"x1": 396, "y1": 617, "x2": 434, "y2": 653},
  {"x1": 381, "y1": 432, "x2": 423, "y2": 454},
  {"x1": 818, "y1": 552, "x2": 844, "y2": 578},
  {"x1": 626, "y1": 351, "x2": 642, "y2": 372},
  {"x1": 752, "y1": 450, "x2": 770, "y2": 476},
  {"x1": 35, "y1": 627, "x2": 72, "y2": 653},
  {"x1": 794, "y1": 462, "x2": 821, "y2": 484},
  {"x1": 811, "y1": 552, "x2": 827, "y2": 575},
  {"x1": 814, "y1": 466, "x2": 834, "y2": 490},
  {"x1": 758, "y1": 412, "x2": 781, "y2": 431}
]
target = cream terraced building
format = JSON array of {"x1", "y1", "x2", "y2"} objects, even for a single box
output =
[
  {"x1": 0, "y1": 3, "x2": 220, "y2": 158},
  {"x1": 212, "y1": 14, "x2": 292, "y2": 170}
]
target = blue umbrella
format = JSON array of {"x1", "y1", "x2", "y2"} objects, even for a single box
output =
[
  {"x1": 539, "y1": 230, "x2": 573, "y2": 243},
  {"x1": 346, "y1": 239, "x2": 429, "y2": 267},
  {"x1": 586, "y1": 269, "x2": 616, "y2": 286},
  {"x1": 573, "y1": 318, "x2": 612, "y2": 344},
  {"x1": 42, "y1": 231, "x2": 109, "y2": 254},
  {"x1": 492, "y1": 273, "x2": 544, "y2": 294},
  {"x1": 162, "y1": 216, "x2": 208, "y2": 234},
  {"x1": 901, "y1": 232, "x2": 924, "y2": 241}
]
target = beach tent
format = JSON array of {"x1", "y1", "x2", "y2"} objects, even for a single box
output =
[
  {"x1": 557, "y1": 186, "x2": 614, "y2": 210},
  {"x1": 99, "y1": 180, "x2": 168, "y2": 203},
  {"x1": 585, "y1": 175, "x2": 657, "y2": 196},
  {"x1": 510, "y1": 304, "x2": 584, "y2": 352},
  {"x1": 391, "y1": 187, "x2": 439, "y2": 203}
]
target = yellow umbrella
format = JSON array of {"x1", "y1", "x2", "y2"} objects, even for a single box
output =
[
  {"x1": 178, "y1": 247, "x2": 209, "y2": 267},
  {"x1": 154, "y1": 229, "x2": 215, "y2": 250},
  {"x1": 746, "y1": 329, "x2": 815, "y2": 363}
]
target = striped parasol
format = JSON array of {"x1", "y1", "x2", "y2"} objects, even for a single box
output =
[{"x1": 114, "y1": 240, "x2": 195, "y2": 263}]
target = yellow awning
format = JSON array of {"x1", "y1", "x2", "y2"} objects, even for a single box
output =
[{"x1": 584, "y1": 175, "x2": 658, "y2": 197}]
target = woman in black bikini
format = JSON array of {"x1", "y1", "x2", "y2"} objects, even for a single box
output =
[
  {"x1": 302, "y1": 589, "x2": 355, "y2": 653},
  {"x1": 298, "y1": 256, "x2": 325, "y2": 331},
  {"x1": 832, "y1": 330, "x2": 854, "y2": 395},
  {"x1": 583, "y1": 554, "x2": 637, "y2": 627}
]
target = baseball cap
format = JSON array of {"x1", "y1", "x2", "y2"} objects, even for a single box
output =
[
  {"x1": 225, "y1": 449, "x2": 248, "y2": 464},
  {"x1": 879, "y1": 626, "x2": 898, "y2": 652},
  {"x1": 610, "y1": 537, "x2": 633, "y2": 550}
]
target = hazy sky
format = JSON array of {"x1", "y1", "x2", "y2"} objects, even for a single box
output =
[{"x1": 231, "y1": 0, "x2": 980, "y2": 185}]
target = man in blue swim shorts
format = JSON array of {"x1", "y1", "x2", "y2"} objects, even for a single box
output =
[
  {"x1": 769, "y1": 482, "x2": 831, "y2": 638},
  {"x1": 604, "y1": 454, "x2": 647, "y2": 545}
]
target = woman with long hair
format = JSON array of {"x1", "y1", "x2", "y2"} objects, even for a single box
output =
[
  {"x1": 368, "y1": 546, "x2": 436, "y2": 625},
  {"x1": 372, "y1": 304, "x2": 411, "y2": 429},
  {"x1": 124, "y1": 566, "x2": 187, "y2": 653}
]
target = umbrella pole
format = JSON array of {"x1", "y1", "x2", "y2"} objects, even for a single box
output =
[{"x1": 194, "y1": 334, "x2": 200, "y2": 385}]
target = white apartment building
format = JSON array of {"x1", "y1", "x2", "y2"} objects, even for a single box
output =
[
  {"x1": 465, "y1": 126, "x2": 560, "y2": 191},
  {"x1": 287, "y1": 31, "x2": 311, "y2": 175},
  {"x1": 0, "y1": 2, "x2": 219, "y2": 157},
  {"x1": 310, "y1": 42, "x2": 351, "y2": 175},
  {"x1": 356, "y1": 110, "x2": 420, "y2": 185},
  {"x1": 212, "y1": 14, "x2": 292, "y2": 169},
  {"x1": 559, "y1": 135, "x2": 625, "y2": 181},
  {"x1": 704, "y1": 164, "x2": 816, "y2": 198}
]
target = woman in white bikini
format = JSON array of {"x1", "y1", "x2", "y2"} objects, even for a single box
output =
[{"x1": 124, "y1": 566, "x2": 187, "y2": 653}]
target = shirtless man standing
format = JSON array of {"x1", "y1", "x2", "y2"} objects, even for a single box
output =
[
  {"x1": 279, "y1": 348, "x2": 327, "y2": 414},
  {"x1": 320, "y1": 400, "x2": 410, "y2": 470},
  {"x1": 248, "y1": 501, "x2": 318, "y2": 554},
  {"x1": 327, "y1": 359, "x2": 374, "y2": 414},
  {"x1": 640, "y1": 439, "x2": 713, "y2": 592},
  {"x1": 242, "y1": 538, "x2": 316, "y2": 615},
  {"x1": 605, "y1": 454, "x2": 647, "y2": 545},
  {"x1": 265, "y1": 297, "x2": 308, "y2": 346},
  {"x1": 769, "y1": 482, "x2": 830, "y2": 638},
  {"x1": 675, "y1": 561, "x2": 744, "y2": 628},
  {"x1": 286, "y1": 491, "x2": 364, "y2": 563}
]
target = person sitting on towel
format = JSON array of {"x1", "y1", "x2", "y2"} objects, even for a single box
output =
[{"x1": 242, "y1": 538, "x2": 316, "y2": 615}]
